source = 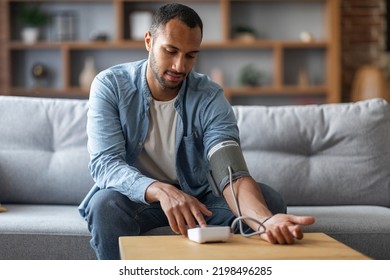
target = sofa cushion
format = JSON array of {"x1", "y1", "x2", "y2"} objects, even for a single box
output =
[
  {"x1": 288, "y1": 205, "x2": 390, "y2": 260},
  {"x1": 0, "y1": 204, "x2": 95, "y2": 260},
  {"x1": 0, "y1": 96, "x2": 94, "y2": 205},
  {"x1": 233, "y1": 98, "x2": 390, "y2": 207},
  {"x1": 0, "y1": 204, "x2": 90, "y2": 235}
]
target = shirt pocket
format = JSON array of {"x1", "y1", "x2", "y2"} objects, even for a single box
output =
[{"x1": 179, "y1": 132, "x2": 208, "y2": 188}]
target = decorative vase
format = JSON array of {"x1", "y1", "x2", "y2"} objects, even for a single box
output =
[
  {"x1": 298, "y1": 68, "x2": 309, "y2": 87},
  {"x1": 79, "y1": 56, "x2": 97, "y2": 91},
  {"x1": 21, "y1": 27, "x2": 39, "y2": 44},
  {"x1": 211, "y1": 68, "x2": 224, "y2": 86}
]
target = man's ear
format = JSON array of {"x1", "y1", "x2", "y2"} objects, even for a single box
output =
[{"x1": 145, "y1": 32, "x2": 152, "y2": 51}]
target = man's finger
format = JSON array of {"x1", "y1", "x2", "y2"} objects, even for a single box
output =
[
  {"x1": 288, "y1": 215, "x2": 315, "y2": 226},
  {"x1": 176, "y1": 215, "x2": 189, "y2": 237},
  {"x1": 290, "y1": 225, "x2": 304, "y2": 239},
  {"x1": 167, "y1": 213, "x2": 180, "y2": 234},
  {"x1": 199, "y1": 202, "x2": 212, "y2": 217},
  {"x1": 182, "y1": 208, "x2": 197, "y2": 230},
  {"x1": 260, "y1": 231, "x2": 276, "y2": 244},
  {"x1": 280, "y1": 225, "x2": 295, "y2": 244}
]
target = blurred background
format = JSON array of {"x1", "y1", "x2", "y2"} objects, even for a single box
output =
[{"x1": 0, "y1": 0, "x2": 389, "y2": 106}]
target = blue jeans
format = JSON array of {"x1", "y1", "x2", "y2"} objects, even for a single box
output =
[{"x1": 85, "y1": 183, "x2": 286, "y2": 260}]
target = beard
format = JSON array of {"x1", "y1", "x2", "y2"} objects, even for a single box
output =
[{"x1": 149, "y1": 49, "x2": 184, "y2": 90}]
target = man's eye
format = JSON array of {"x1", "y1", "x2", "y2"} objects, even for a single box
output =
[{"x1": 165, "y1": 49, "x2": 176, "y2": 55}]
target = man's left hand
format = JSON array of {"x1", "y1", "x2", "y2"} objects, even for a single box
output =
[{"x1": 260, "y1": 214, "x2": 315, "y2": 244}]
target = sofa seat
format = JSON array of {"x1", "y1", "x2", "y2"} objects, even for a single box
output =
[
  {"x1": 288, "y1": 205, "x2": 390, "y2": 259},
  {"x1": 0, "y1": 204, "x2": 95, "y2": 260}
]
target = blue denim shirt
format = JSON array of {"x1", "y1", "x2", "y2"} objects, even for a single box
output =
[{"x1": 78, "y1": 59, "x2": 239, "y2": 217}]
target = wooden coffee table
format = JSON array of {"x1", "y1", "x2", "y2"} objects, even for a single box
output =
[{"x1": 119, "y1": 232, "x2": 370, "y2": 260}]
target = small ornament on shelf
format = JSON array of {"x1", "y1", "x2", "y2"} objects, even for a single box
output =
[
  {"x1": 211, "y1": 68, "x2": 224, "y2": 87},
  {"x1": 0, "y1": 203, "x2": 7, "y2": 212},
  {"x1": 31, "y1": 63, "x2": 49, "y2": 88},
  {"x1": 51, "y1": 11, "x2": 76, "y2": 41},
  {"x1": 89, "y1": 31, "x2": 109, "y2": 42},
  {"x1": 299, "y1": 31, "x2": 314, "y2": 43},
  {"x1": 79, "y1": 56, "x2": 97, "y2": 91},
  {"x1": 129, "y1": 11, "x2": 153, "y2": 40},
  {"x1": 297, "y1": 68, "x2": 309, "y2": 87}
]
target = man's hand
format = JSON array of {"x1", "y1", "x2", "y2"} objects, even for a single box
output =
[
  {"x1": 146, "y1": 182, "x2": 212, "y2": 236},
  {"x1": 222, "y1": 176, "x2": 315, "y2": 245},
  {"x1": 260, "y1": 214, "x2": 315, "y2": 244}
]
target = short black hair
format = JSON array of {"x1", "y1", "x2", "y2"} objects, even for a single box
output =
[{"x1": 150, "y1": 3, "x2": 203, "y2": 38}]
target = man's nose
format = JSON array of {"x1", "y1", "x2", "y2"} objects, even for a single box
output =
[{"x1": 172, "y1": 55, "x2": 185, "y2": 73}]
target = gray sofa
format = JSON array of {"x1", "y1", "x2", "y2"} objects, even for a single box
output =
[{"x1": 1, "y1": 95, "x2": 389, "y2": 260}]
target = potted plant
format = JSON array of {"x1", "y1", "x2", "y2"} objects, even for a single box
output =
[
  {"x1": 18, "y1": 4, "x2": 49, "y2": 44},
  {"x1": 233, "y1": 25, "x2": 257, "y2": 42},
  {"x1": 239, "y1": 64, "x2": 262, "y2": 86}
]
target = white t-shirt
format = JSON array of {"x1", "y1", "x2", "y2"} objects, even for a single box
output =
[{"x1": 135, "y1": 97, "x2": 178, "y2": 184}]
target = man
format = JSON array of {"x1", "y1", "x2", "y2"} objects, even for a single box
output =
[{"x1": 79, "y1": 3, "x2": 315, "y2": 260}]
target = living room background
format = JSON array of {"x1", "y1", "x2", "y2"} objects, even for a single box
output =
[{"x1": 0, "y1": 0, "x2": 388, "y2": 104}]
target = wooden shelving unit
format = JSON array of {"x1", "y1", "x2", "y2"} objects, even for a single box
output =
[{"x1": 1, "y1": 0, "x2": 340, "y2": 104}]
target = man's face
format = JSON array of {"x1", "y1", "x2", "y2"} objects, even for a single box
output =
[{"x1": 145, "y1": 18, "x2": 202, "y2": 100}]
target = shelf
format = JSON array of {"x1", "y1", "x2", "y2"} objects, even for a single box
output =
[
  {"x1": 226, "y1": 85, "x2": 328, "y2": 95},
  {"x1": 10, "y1": 87, "x2": 89, "y2": 98},
  {"x1": 224, "y1": 85, "x2": 327, "y2": 99},
  {"x1": 1, "y1": 0, "x2": 340, "y2": 105},
  {"x1": 8, "y1": 39, "x2": 328, "y2": 50}
]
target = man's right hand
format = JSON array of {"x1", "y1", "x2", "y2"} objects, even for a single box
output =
[{"x1": 145, "y1": 182, "x2": 212, "y2": 236}]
